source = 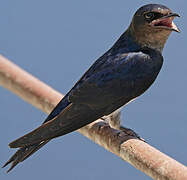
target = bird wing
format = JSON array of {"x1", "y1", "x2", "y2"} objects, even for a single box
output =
[
  {"x1": 68, "y1": 51, "x2": 150, "y2": 108},
  {"x1": 9, "y1": 51, "x2": 150, "y2": 148},
  {"x1": 9, "y1": 103, "x2": 102, "y2": 148},
  {"x1": 3, "y1": 56, "x2": 109, "y2": 171},
  {"x1": 43, "y1": 94, "x2": 71, "y2": 123}
]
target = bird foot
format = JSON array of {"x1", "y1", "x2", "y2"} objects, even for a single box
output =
[{"x1": 119, "y1": 126, "x2": 145, "y2": 142}]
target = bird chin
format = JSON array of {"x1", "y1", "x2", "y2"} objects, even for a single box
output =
[{"x1": 150, "y1": 16, "x2": 180, "y2": 33}]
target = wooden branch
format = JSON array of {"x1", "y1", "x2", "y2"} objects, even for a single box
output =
[{"x1": 0, "y1": 55, "x2": 186, "y2": 180}]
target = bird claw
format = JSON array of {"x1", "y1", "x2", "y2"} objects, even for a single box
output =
[
  {"x1": 101, "y1": 115, "x2": 145, "y2": 142},
  {"x1": 120, "y1": 126, "x2": 145, "y2": 142}
]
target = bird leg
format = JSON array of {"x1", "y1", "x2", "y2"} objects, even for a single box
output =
[{"x1": 101, "y1": 110, "x2": 145, "y2": 142}]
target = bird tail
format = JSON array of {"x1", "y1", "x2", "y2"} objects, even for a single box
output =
[
  {"x1": 2, "y1": 95, "x2": 71, "y2": 172},
  {"x1": 2, "y1": 140, "x2": 49, "y2": 172},
  {"x1": 2, "y1": 103, "x2": 73, "y2": 172},
  {"x1": 3, "y1": 103, "x2": 102, "y2": 172}
]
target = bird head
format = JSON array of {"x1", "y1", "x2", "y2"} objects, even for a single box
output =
[{"x1": 129, "y1": 4, "x2": 180, "y2": 51}]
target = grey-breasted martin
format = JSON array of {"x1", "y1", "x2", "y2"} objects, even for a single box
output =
[{"x1": 3, "y1": 4, "x2": 180, "y2": 172}]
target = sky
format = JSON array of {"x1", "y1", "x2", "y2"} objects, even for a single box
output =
[{"x1": 0, "y1": 1, "x2": 186, "y2": 180}]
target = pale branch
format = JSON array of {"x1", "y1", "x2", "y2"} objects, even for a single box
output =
[{"x1": 0, "y1": 55, "x2": 186, "y2": 180}]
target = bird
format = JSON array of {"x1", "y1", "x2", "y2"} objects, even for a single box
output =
[{"x1": 3, "y1": 4, "x2": 180, "y2": 172}]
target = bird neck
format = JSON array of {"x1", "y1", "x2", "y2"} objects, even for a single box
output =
[
  {"x1": 127, "y1": 24, "x2": 171, "y2": 52},
  {"x1": 110, "y1": 29, "x2": 141, "y2": 54}
]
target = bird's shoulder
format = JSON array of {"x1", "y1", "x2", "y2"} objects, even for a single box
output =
[
  {"x1": 69, "y1": 48, "x2": 163, "y2": 103},
  {"x1": 75, "y1": 48, "x2": 162, "y2": 84}
]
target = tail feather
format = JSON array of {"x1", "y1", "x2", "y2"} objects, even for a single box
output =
[
  {"x1": 3, "y1": 103, "x2": 101, "y2": 172},
  {"x1": 3, "y1": 96, "x2": 71, "y2": 172},
  {"x1": 2, "y1": 141, "x2": 49, "y2": 172}
]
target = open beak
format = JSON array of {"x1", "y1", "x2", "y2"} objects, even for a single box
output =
[{"x1": 151, "y1": 13, "x2": 180, "y2": 33}]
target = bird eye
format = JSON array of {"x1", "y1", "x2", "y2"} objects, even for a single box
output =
[{"x1": 144, "y1": 12, "x2": 155, "y2": 20}]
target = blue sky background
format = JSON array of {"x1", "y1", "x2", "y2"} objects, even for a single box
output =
[{"x1": 0, "y1": 1, "x2": 186, "y2": 180}]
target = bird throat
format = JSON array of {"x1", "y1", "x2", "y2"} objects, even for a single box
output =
[{"x1": 128, "y1": 25, "x2": 172, "y2": 52}]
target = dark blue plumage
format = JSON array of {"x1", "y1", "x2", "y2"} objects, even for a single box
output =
[{"x1": 3, "y1": 4, "x2": 179, "y2": 172}]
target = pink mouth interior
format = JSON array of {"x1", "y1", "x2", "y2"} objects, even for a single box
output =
[{"x1": 153, "y1": 18, "x2": 173, "y2": 28}]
